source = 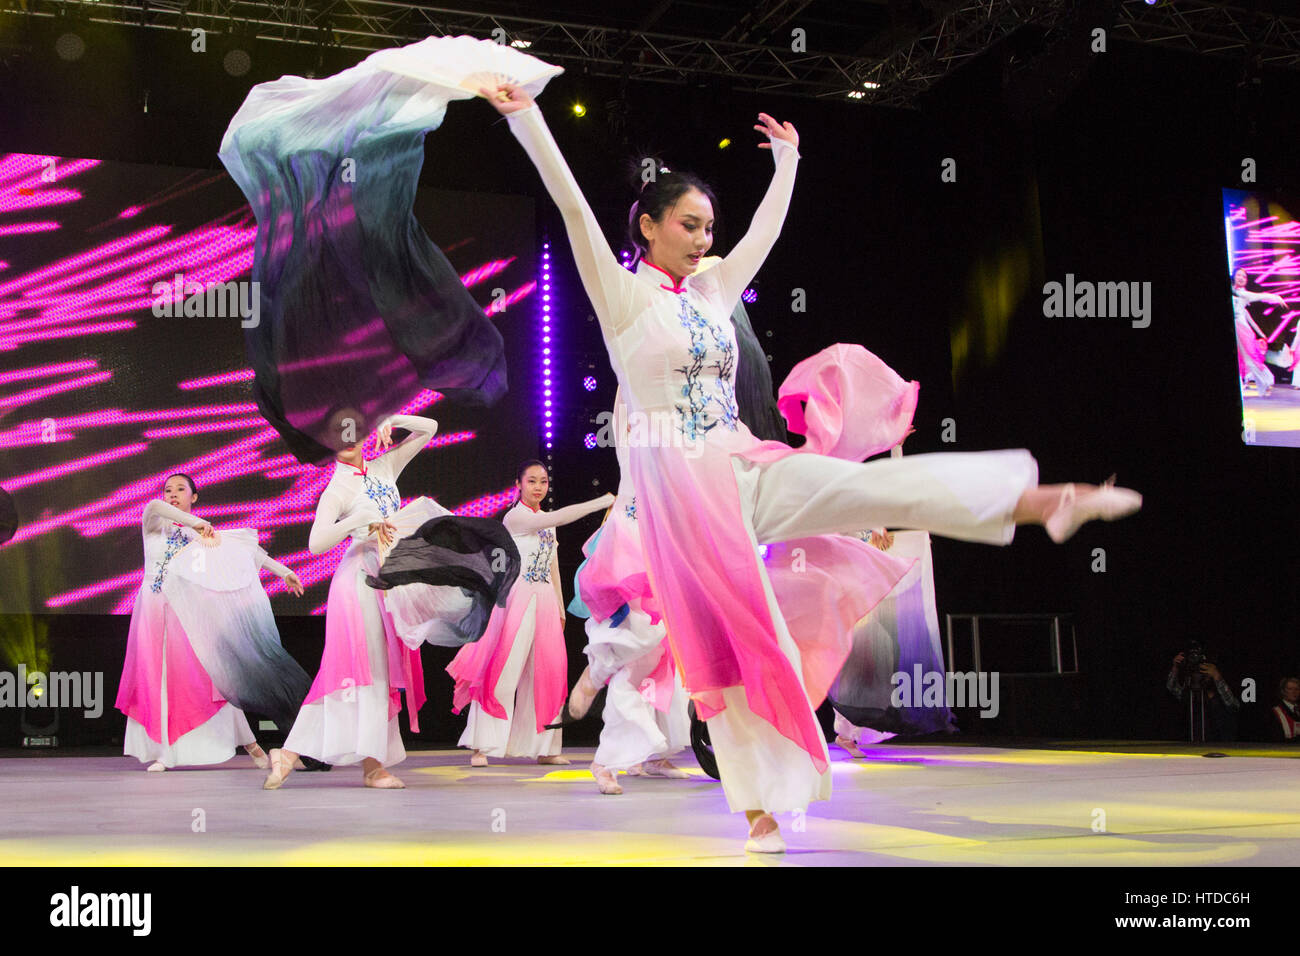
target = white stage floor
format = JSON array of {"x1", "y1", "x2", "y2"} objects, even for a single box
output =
[{"x1": 3, "y1": 742, "x2": 1297, "y2": 866}]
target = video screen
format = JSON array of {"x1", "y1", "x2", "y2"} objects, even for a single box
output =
[
  {"x1": 1224, "y1": 188, "x2": 1300, "y2": 447},
  {"x1": 0, "y1": 152, "x2": 540, "y2": 614}
]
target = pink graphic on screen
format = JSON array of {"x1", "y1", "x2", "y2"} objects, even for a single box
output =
[{"x1": 0, "y1": 152, "x2": 538, "y2": 614}]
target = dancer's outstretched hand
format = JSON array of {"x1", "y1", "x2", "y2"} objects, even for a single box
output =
[
  {"x1": 754, "y1": 112, "x2": 798, "y2": 151},
  {"x1": 283, "y1": 571, "x2": 304, "y2": 597},
  {"x1": 481, "y1": 82, "x2": 536, "y2": 116},
  {"x1": 374, "y1": 421, "x2": 394, "y2": 452}
]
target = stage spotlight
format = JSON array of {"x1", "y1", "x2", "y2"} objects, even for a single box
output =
[
  {"x1": 223, "y1": 47, "x2": 251, "y2": 76},
  {"x1": 741, "y1": 287, "x2": 757, "y2": 304},
  {"x1": 54, "y1": 32, "x2": 85, "y2": 61},
  {"x1": 572, "y1": 102, "x2": 586, "y2": 117},
  {"x1": 583, "y1": 433, "x2": 597, "y2": 449},
  {"x1": 847, "y1": 89, "x2": 865, "y2": 99},
  {"x1": 510, "y1": 38, "x2": 532, "y2": 49},
  {"x1": 718, "y1": 137, "x2": 731, "y2": 149}
]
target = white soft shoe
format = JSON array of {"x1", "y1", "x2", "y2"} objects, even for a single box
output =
[
  {"x1": 1045, "y1": 481, "x2": 1142, "y2": 543},
  {"x1": 744, "y1": 814, "x2": 786, "y2": 854},
  {"x1": 146, "y1": 761, "x2": 166, "y2": 773}
]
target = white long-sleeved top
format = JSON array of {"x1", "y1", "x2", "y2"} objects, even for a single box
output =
[
  {"x1": 506, "y1": 105, "x2": 797, "y2": 440},
  {"x1": 141, "y1": 500, "x2": 293, "y2": 592},
  {"x1": 307, "y1": 415, "x2": 438, "y2": 555},
  {"x1": 502, "y1": 495, "x2": 613, "y2": 605},
  {"x1": 1232, "y1": 287, "x2": 1285, "y2": 329}
]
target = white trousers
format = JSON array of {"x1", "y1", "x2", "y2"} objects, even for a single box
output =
[
  {"x1": 459, "y1": 594, "x2": 563, "y2": 758},
  {"x1": 705, "y1": 449, "x2": 1036, "y2": 813}
]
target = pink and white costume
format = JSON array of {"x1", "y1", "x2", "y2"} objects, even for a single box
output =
[
  {"x1": 1233, "y1": 286, "x2": 1286, "y2": 392},
  {"x1": 280, "y1": 415, "x2": 444, "y2": 767},
  {"x1": 117, "y1": 501, "x2": 295, "y2": 767},
  {"x1": 447, "y1": 496, "x2": 607, "y2": 758},
  {"x1": 578, "y1": 413, "x2": 691, "y2": 771},
  {"x1": 508, "y1": 104, "x2": 1039, "y2": 812}
]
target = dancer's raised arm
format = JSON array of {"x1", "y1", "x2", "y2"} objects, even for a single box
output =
[
  {"x1": 485, "y1": 85, "x2": 638, "y2": 337},
  {"x1": 374, "y1": 414, "x2": 438, "y2": 479},
  {"x1": 700, "y1": 113, "x2": 800, "y2": 316}
]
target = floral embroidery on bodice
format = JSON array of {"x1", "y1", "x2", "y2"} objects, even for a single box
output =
[
  {"x1": 672, "y1": 295, "x2": 738, "y2": 441},
  {"x1": 150, "y1": 524, "x2": 192, "y2": 593},
  {"x1": 624, "y1": 495, "x2": 637, "y2": 521},
  {"x1": 522, "y1": 527, "x2": 557, "y2": 583},
  {"x1": 361, "y1": 473, "x2": 400, "y2": 518}
]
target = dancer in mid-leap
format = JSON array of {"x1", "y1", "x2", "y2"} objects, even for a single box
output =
[
  {"x1": 447, "y1": 461, "x2": 610, "y2": 767},
  {"x1": 116, "y1": 473, "x2": 309, "y2": 771},
  {"x1": 485, "y1": 81, "x2": 1141, "y2": 852}
]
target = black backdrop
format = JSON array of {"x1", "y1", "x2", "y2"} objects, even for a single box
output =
[{"x1": 2, "y1": 15, "x2": 1298, "y2": 744}]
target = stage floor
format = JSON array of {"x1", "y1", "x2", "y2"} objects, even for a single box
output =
[{"x1": 3, "y1": 742, "x2": 1297, "y2": 866}]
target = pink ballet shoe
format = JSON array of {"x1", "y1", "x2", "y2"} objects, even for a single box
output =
[
  {"x1": 246, "y1": 745, "x2": 270, "y2": 770},
  {"x1": 638, "y1": 758, "x2": 690, "y2": 778},
  {"x1": 744, "y1": 813, "x2": 786, "y2": 854},
  {"x1": 537, "y1": 754, "x2": 570, "y2": 765},
  {"x1": 363, "y1": 766, "x2": 405, "y2": 789},
  {"x1": 1045, "y1": 481, "x2": 1142, "y2": 544},
  {"x1": 470, "y1": 751, "x2": 488, "y2": 767},
  {"x1": 262, "y1": 749, "x2": 294, "y2": 790},
  {"x1": 546, "y1": 666, "x2": 601, "y2": 728},
  {"x1": 835, "y1": 735, "x2": 866, "y2": 759},
  {"x1": 592, "y1": 762, "x2": 623, "y2": 794}
]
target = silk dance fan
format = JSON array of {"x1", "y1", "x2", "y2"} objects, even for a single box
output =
[{"x1": 218, "y1": 37, "x2": 564, "y2": 464}]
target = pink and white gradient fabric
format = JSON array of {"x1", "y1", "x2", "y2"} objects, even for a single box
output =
[
  {"x1": 115, "y1": 588, "x2": 226, "y2": 744},
  {"x1": 776, "y1": 343, "x2": 920, "y2": 460},
  {"x1": 304, "y1": 535, "x2": 426, "y2": 731},
  {"x1": 446, "y1": 578, "x2": 566, "y2": 733}
]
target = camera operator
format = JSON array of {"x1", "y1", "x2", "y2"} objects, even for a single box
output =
[
  {"x1": 1271, "y1": 677, "x2": 1300, "y2": 743},
  {"x1": 1166, "y1": 645, "x2": 1240, "y2": 742}
]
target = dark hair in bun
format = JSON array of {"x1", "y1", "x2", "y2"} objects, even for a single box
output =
[{"x1": 624, "y1": 155, "x2": 719, "y2": 267}]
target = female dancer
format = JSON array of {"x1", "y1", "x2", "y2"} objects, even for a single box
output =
[
  {"x1": 264, "y1": 414, "x2": 464, "y2": 790},
  {"x1": 1232, "y1": 267, "x2": 1293, "y2": 397},
  {"x1": 566, "y1": 399, "x2": 692, "y2": 794},
  {"x1": 116, "y1": 473, "x2": 307, "y2": 771},
  {"x1": 447, "y1": 461, "x2": 611, "y2": 766},
  {"x1": 485, "y1": 83, "x2": 1140, "y2": 851}
]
